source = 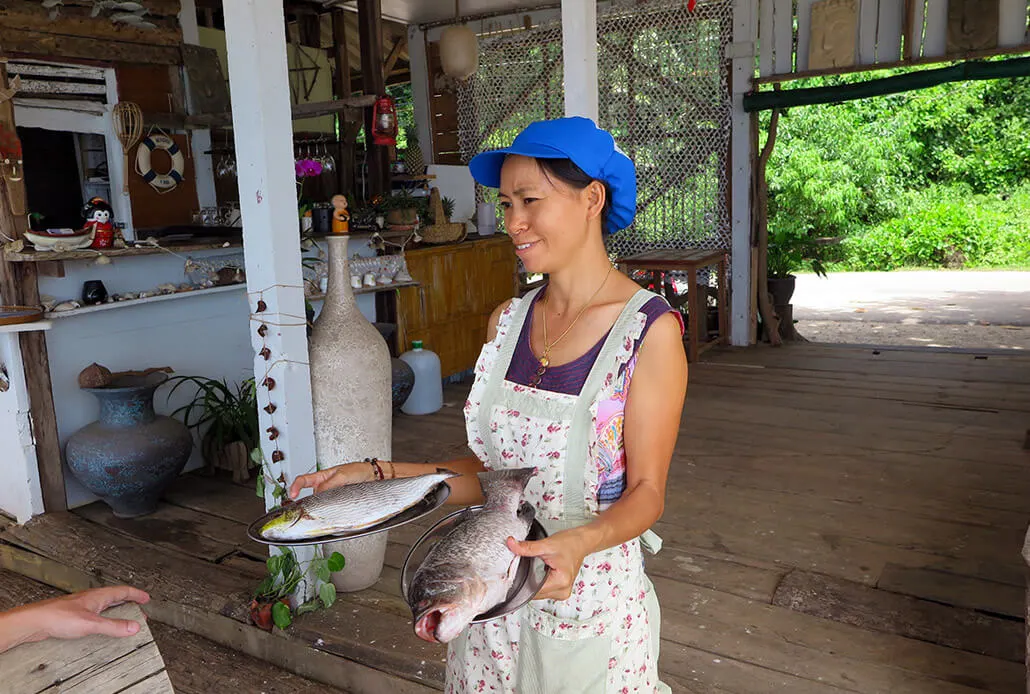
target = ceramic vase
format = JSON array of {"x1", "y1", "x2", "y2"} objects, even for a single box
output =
[
  {"x1": 308, "y1": 234, "x2": 392, "y2": 592},
  {"x1": 66, "y1": 373, "x2": 192, "y2": 518}
]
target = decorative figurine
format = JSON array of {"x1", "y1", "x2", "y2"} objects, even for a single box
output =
[
  {"x1": 331, "y1": 194, "x2": 350, "y2": 234},
  {"x1": 82, "y1": 197, "x2": 115, "y2": 249}
]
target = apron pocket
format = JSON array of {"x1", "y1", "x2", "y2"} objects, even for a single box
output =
[{"x1": 516, "y1": 604, "x2": 612, "y2": 694}]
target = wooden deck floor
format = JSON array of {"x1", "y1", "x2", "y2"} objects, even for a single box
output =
[{"x1": 1, "y1": 343, "x2": 1028, "y2": 693}]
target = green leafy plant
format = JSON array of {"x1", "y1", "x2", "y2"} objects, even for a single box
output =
[
  {"x1": 767, "y1": 224, "x2": 830, "y2": 278},
  {"x1": 251, "y1": 548, "x2": 345, "y2": 630},
  {"x1": 167, "y1": 376, "x2": 259, "y2": 455}
]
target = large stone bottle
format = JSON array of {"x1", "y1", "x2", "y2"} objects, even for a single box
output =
[{"x1": 308, "y1": 233, "x2": 392, "y2": 592}]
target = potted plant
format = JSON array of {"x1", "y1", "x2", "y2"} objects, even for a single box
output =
[
  {"x1": 167, "y1": 376, "x2": 259, "y2": 483},
  {"x1": 766, "y1": 224, "x2": 830, "y2": 307},
  {"x1": 250, "y1": 549, "x2": 303, "y2": 631}
]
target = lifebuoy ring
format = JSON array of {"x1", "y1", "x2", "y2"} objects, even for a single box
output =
[{"x1": 135, "y1": 134, "x2": 185, "y2": 193}]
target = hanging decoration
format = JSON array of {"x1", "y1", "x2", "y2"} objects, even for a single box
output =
[
  {"x1": 371, "y1": 95, "x2": 398, "y2": 146},
  {"x1": 112, "y1": 102, "x2": 143, "y2": 195},
  {"x1": 0, "y1": 123, "x2": 23, "y2": 182},
  {"x1": 440, "y1": 0, "x2": 479, "y2": 79},
  {"x1": 135, "y1": 131, "x2": 185, "y2": 193}
]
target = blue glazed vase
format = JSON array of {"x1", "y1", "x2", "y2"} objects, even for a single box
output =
[
  {"x1": 66, "y1": 373, "x2": 193, "y2": 518},
  {"x1": 391, "y1": 357, "x2": 415, "y2": 409}
]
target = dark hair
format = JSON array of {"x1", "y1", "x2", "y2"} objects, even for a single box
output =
[{"x1": 536, "y1": 158, "x2": 613, "y2": 232}]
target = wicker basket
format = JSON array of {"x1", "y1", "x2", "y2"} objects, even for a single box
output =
[{"x1": 420, "y1": 188, "x2": 466, "y2": 245}]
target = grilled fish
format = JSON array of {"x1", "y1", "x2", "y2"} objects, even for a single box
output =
[
  {"x1": 407, "y1": 467, "x2": 536, "y2": 643},
  {"x1": 259, "y1": 470, "x2": 459, "y2": 541}
]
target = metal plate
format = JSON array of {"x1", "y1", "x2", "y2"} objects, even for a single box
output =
[
  {"x1": 246, "y1": 481, "x2": 452, "y2": 547},
  {"x1": 400, "y1": 506, "x2": 550, "y2": 624}
]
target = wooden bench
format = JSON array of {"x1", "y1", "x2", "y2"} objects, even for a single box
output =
[{"x1": 616, "y1": 247, "x2": 729, "y2": 362}]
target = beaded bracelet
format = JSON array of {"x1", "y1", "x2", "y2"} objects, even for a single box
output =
[{"x1": 365, "y1": 457, "x2": 384, "y2": 481}]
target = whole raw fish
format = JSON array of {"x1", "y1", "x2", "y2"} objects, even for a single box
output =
[
  {"x1": 407, "y1": 467, "x2": 536, "y2": 643},
  {"x1": 258, "y1": 470, "x2": 459, "y2": 541}
]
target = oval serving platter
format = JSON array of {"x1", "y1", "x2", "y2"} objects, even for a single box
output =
[
  {"x1": 247, "y1": 480, "x2": 452, "y2": 546},
  {"x1": 400, "y1": 505, "x2": 550, "y2": 624}
]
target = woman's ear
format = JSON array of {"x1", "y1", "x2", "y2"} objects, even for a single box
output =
[{"x1": 585, "y1": 180, "x2": 607, "y2": 223}]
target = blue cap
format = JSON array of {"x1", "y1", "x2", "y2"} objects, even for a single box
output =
[{"x1": 468, "y1": 117, "x2": 636, "y2": 232}]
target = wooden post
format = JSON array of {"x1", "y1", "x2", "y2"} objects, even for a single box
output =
[
  {"x1": 222, "y1": 0, "x2": 318, "y2": 598},
  {"x1": 561, "y1": 0, "x2": 598, "y2": 121},
  {"x1": 730, "y1": 0, "x2": 757, "y2": 346},
  {"x1": 357, "y1": 0, "x2": 389, "y2": 199},
  {"x1": 332, "y1": 8, "x2": 353, "y2": 196},
  {"x1": 0, "y1": 60, "x2": 66, "y2": 512}
]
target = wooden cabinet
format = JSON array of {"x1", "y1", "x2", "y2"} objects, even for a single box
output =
[{"x1": 396, "y1": 236, "x2": 517, "y2": 378}]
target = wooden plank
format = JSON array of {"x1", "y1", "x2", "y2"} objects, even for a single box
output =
[
  {"x1": 162, "y1": 472, "x2": 264, "y2": 525},
  {"x1": 74, "y1": 500, "x2": 265, "y2": 562},
  {"x1": 857, "y1": 0, "x2": 881, "y2": 63},
  {"x1": 358, "y1": 0, "x2": 389, "y2": 197},
  {"x1": 0, "y1": 567, "x2": 62, "y2": 610},
  {"x1": 773, "y1": 0, "x2": 794, "y2": 74},
  {"x1": 0, "y1": 28, "x2": 181, "y2": 65},
  {"x1": 796, "y1": 0, "x2": 817, "y2": 71},
  {"x1": 876, "y1": 0, "x2": 905, "y2": 61},
  {"x1": 998, "y1": 0, "x2": 1029, "y2": 47},
  {"x1": 656, "y1": 575, "x2": 1025, "y2": 694},
  {"x1": 5, "y1": 240, "x2": 243, "y2": 263},
  {"x1": 772, "y1": 570, "x2": 1023, "y2": 662},
  {"x1": 149, "y1": 621, "x2": 350, "y2": 694},
  {"x1": 0, "y1": 602, "x2": 172, "y2": 694},
  {"x1": 907, "y1": 0, "x2": 926, "y2": 58},
  {"x1": 922, "y1": 0, "x2": 947, "y2": 57},
  {"x1": 759, "y1": 0, "x2": 775, "y2": 75},
  {"x1": 877, "y1": 563, "x2": 1024, "y2": 619},
  {"x1": 0, "y1": 3, "x2": 181, "y2": 47}
]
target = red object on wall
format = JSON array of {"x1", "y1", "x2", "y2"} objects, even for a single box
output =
[{"x1": 371, "y1": 95, "x2": 398, "y2": 146}]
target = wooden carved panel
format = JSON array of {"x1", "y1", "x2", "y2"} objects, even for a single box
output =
[
  {"x1": 808, "y1": 0, "x2": 857, "y2": 70},
  {"x1": 947, "y1": 0, "x2": 999, "y2": 54}
]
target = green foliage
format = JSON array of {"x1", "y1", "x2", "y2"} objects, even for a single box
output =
[
  {"x1": 252, "y1": 547, "x2": 346, "y2": 630},
  {"x1": 167, "y1": 376, "x2": 259, "y2": 453},
  {"x1": 765, "y1": 70, "x2": 1030, "y2": 271}
]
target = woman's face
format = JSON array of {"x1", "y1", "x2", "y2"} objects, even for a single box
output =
[{"x1": 497, "y1": 155, "x2": 601, "y2": 274}]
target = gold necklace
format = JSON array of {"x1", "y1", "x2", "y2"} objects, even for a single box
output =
[{"x1": 532, "y1": 264, "x2": 614, "y2": 387}]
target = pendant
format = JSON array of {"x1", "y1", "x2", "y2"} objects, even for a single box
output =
[{"x1": 539, "y1": 356, "x2": 550, "y2": 368}]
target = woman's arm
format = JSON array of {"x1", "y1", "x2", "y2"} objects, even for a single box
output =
[
  {"x1": 290, "y1": 298, "x2": 516, "y2": 506},
  {"x1": 508, "y1": 311, "x2": 687, "y2": 600}
]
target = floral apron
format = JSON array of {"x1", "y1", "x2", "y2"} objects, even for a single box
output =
[{"x1": 450, "y1": 287, "x2": 671, "y2": 694}]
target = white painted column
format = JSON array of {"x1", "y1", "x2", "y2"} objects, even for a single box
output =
[
  {"x1": 729, "y1": 0, "x2": 757, "y2": 346},
  {"x1": 0, "y1": 331, "x2": 45, "y2": 523},
  {"x1": 179, "y1": 0, "x2": 218, "y2": 209},
  {"x1": 561, "y1": 0, "x2": 598, "y2": 121},
  {"x1": 223, "y1": 0, "x2": 317, "y2": 597}
]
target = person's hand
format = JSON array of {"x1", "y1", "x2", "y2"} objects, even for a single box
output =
[
  {"x1": 506, "y1": 530, "x2": 592, "y2": 601},
  {"x1": 29, "y1": 586, "x2": 151, "y2": 642},
  {"x1": 288, "y1": 462, "x2": 377, "y2": 499}
]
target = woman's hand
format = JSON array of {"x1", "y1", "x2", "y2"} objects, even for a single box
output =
[
  {"x1": 506, "y1": 529, "x2": 593, "y2": 601},
  {"x1": 288, "y1": 462, "x2": 376, "y2": 499}
]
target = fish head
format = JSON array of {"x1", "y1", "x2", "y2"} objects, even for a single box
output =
[
  {"x1": 409, "y1": 574, "x2": 490, "y2": 644},
  {"x1": 260, "y1": 506, "x2": 323, "y2": 540}
]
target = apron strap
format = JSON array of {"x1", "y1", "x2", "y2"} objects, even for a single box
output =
[
  {"x1": 477, "y1": 289, "x2": 542, "y2": 465},
  {"x1": 563, "y1": 289, "x2": 655, "y2": 522}
]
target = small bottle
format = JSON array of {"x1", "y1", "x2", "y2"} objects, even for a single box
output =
[{"x1": 399, "y1": 340, "x2": 442, "y2": 415}]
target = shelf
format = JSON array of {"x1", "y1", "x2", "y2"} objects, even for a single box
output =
[
  {"x1": 0, "y1": 320, "x2": 52, "y2": 334},
  {"x1": 47, "y1": 284, "x2": 247, "y2": 319},
  {"x1": 4, "y1": 240, "x2": 242, "y2": 263},
  {"x1": 306, "y1": 281, "x2": 419, "y2": 301}
]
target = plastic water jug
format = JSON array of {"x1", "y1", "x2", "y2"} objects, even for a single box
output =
[{"x1": 399, "y1": 340, "x2": 443, "y2": 415}]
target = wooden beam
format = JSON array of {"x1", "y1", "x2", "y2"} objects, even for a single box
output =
[
  {"x1": 358, "y1": 0, "x2": 389, "y2": 198},
  {"x1": 0, "y1": 62, "x2": 66, "y2": 512},
  {"x1": 222, "y1": 0, "x2": 317, "y2": 600},
  {"x1": 0, "y1": 3, "x2": 182, "y2": 47},
  {"x1": 331, "y1": 8, "x2": 353, "y2": 99},
  {"x1": 0, "y1": 28, "x2": 181, "y2": 65},
  {"x1": 383, "y1": 36, "x2": 406, "y2": 81}
]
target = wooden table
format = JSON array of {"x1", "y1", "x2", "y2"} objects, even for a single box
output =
[
  {"x1": 616, "y1": 247, "x2": 729, "y2": 362},
  {"x1": 0, "y1": 603, "x2": 174, "y2": 693}
]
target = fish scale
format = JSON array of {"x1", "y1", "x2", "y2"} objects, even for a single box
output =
[{"x1": 260, "y1": 470, "x2": 459, "y2": 540}]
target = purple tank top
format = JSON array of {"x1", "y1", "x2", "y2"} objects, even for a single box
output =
[{"x1": 505, "y1": 289, "x2": 678, "y2": 395}]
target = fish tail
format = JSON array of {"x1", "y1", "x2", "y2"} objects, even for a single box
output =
[
  {"x1": 435, "y1": 468, "x2": 461, "y2": 479},
  {"x1": 477, "y1": 467, "x2": 536, "y2": 501}
]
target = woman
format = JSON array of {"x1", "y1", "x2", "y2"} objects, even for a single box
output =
[{"x1": 291, "y1": 117, "x2": 688, "y2": 693}]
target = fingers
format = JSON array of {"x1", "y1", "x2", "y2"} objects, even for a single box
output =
[
  {"x1": 506, "y1": 536, "x2": 549, "y2": 557},
  {"x1": 289, "y1": 470, "x2": 328, "y2": 499},
  {"x1": 79, "y1": 585, "x2": 150, "y2": 612},
  {"x1": 86, "y1": 614, "x2": 142, "y2": 638}
]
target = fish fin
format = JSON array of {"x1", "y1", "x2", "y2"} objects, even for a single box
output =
[
  {"x1": 476, "y1": 467, "x2": 536, "y2": 501},
  {"x1": 516, "y1": 500, "x2": 535, "y2": 524},
  {"x1": 435, "y1": 467, "x2": 461, "y2": 479}
]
